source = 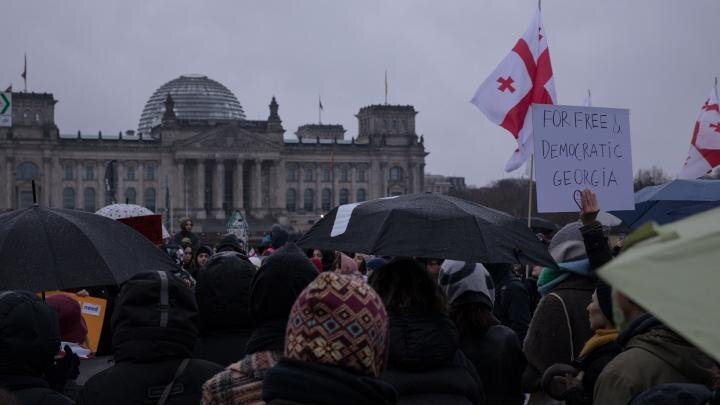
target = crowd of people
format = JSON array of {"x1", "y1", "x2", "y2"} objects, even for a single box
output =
[{"x1": 0, "y1": 190, "x2": 719, "y2": 404}]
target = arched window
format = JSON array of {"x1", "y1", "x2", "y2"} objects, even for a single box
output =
[
  {"x1": 126, "y1": 187, "x2": 137, "y2": 205},
  {"x1": 321, "y1": 188, "x2": 332, "y2": 211},
  {"x1": 144, "y1": 188, "x2": 156, "y2": 211},
  {"x1": 63, "y1": 187, "x2": 75, "y2": 209},
  {"x1": 83, "y1": 188, "x2": 96, "y2": 212},
  {"x1": 356, "y1": 188, "x2": 366, "y2": 202},
  {"x1": 339, "y1": 188, "x2": 349, "y2": 205},
  {"x1": 63, "y1": 163, "x2": 74, "y2": 180},
  {"x1": 145, "y1": 163, "x2": 156, "y2": 181},
  {"x1": 304, "y1": 167, "x2": 314, "y2": 181},
  {"x1": 357, "y1": 166, "x2": 367, "y2": 182},
  {"x1": 340, "y1": 167, "x2": 349, "y2": 182},
  {"x1": 16, "y1": 162, "x2": 40, "y2": 180},
  {"x1": 304, "y1": 189, "x2": 314, "y2": 211},
  {"x1": 389, "y1": 166, "x2": 404, "y2": 181},
  {"x1": 286, "y1": 188, "x2": 297, "y2": 211}
]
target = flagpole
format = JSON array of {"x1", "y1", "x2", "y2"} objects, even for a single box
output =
[{"x1": 526, "y1": 154, "x2": 534, "y2": 230}]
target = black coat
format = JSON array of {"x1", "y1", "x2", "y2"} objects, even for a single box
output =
[
  {"x1": 78, "y1": 272, "x2": 223, "y2": 405},
  {"x1": 380, "y1": 311, "x2": 484, "y2": 405},
  {"x1": 0, "y1": 376, "x2": 74, "y2": 405},
  {"x1": 459, "y1": 325, "x2": 526, "y2": 405},
  {"x1": 563, "y1": 340, "x2": 621, "y2": 405},
  {"x1": 489, "y1": 268, "x2": 532, "y2": 343},
  {"x1": 263, "y1": 358, "x2": 397, "y2": 405}
]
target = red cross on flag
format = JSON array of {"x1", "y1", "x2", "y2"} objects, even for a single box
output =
[
  {"x1": 471, "y1": 7, "x2": 556, "y2": 172},
  {"x1": 678, "y1": 85, "x2": 720, "y2": 179}
]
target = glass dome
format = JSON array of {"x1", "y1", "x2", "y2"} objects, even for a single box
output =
[{"x1": 137, "y1": 74, "x2": 245, "y2": 136}]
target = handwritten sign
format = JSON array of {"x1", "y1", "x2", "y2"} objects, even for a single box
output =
[{"x1": 532, "y1": 104, "x2": 634, "y2": 213}]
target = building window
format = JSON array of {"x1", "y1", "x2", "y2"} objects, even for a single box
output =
[
  {"x1": 16, "y1": 162, "x2": 40, "y2": 180},
  {"x1": 304, "y1": 189, "x2": 314, "y2": 211},
  {"x1": 144, "y1": 188, "x2": 156, "y2": 211},
  {"x1": 356, "y1": 188, "x2": 366, "y2": 202},
  {"x1": 322, "y1": 188, "x2": 332, "y2": 211},
  {"x1": 84, "y1": 188, "x2": 96, "y2": 212},
  {"x1": 146, "y1": 163, "x2": 156, "y2": 181},
  {"x1": 322, "y1": 168, "x2": 331, "y2": 182},
  {"x1": 340, "y1": 167, "x2": 349, "y2": 182},
  {"x1": 63, "y1": 163, "x2": 74, "y2": 181},
  {"x1": 286, "y1": 188, "x2": 297, "y2": 211},
  {"x1": 392, "y1": 120, "x2": 398, "y2": 129},
  {"x1": 357, "y1": 166, "x2": 367, "y2": 182},
  {"x1": 339, "y1": 188, "x2": 349, "y2": 205},
  {"x1": 389, "y1": 166, "x2": 404, "y2": 181},
  {"x1": 304, "y1": 167, "x2": 314, "y2": 182},
  {"x1": 85, "y1": 165, "x2": 95, "y2": 180},
  {"x1": 63, "y1": 187, "x2": 75, "y2": 209},
  {"x1": 126, "y1": 187, "x2": 137, "y2": 205},
  {"x1": 126, "y1": 165, "x2": 136, "y2": 181},
  {"x1": 286, "y1": 166, "x2": 297, "y2": 181}
]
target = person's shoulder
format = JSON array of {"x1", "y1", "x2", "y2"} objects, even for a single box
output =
[{"x1": 12, "y1": 387, "x2": 75, "y2": 405}]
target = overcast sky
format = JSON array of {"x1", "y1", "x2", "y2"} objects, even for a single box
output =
[{"x1": 3, "y1": 0, "x2": 719, "y2": 186}]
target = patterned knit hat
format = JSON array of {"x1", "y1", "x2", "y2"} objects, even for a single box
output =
[
  {"x1": 439, "y1": 260, "x2": 496, "y2": 310},
  {"x1": 284, "y1": 272, "x2": 389, "y2": 377}
]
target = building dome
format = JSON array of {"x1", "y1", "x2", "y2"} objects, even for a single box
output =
[{"x1": 138, "y1": 74, "x2": 245, "y2": 136}]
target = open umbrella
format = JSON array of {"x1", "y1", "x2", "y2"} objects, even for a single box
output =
[
  {"x1": 598, "y1": 206, "x2": 720, "y2": 362},
  {"x1": 96, "y1": 203, "x2": 170, "y2": 239},
  {"x1": 0, "y1": 205, "x2": 177, "y2": 292},
  {"x1": 612, "y1": 179, "x2": 720, "y2": 229},
  {"x1": 297, "y1": 193, "x2": 556, "y2": 268}
]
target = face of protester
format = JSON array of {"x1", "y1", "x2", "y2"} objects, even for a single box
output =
[
  {"x1": 313, "y1": 249, "x2": 323, "y2": 260},
  {"x1": 183, "y1": 247, "x2": 193, "y2": 265},
  {"x1": 354, "y1": 254, "x2": 365, "y2": 267},
  {"x1": 587, "y1": 292, "x2": 611, "y2": 331},
  {"x1": 182, "y1": 220, "x2": 193, "y2": 232},
  {"x1": 197, "y1": 252, "x2": 210, "y2": 267},
  {"x1": 426, "y1": 259, "x2": 442, "y2": 277}
]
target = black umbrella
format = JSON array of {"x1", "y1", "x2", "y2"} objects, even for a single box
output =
[
  {"x1": 0, "y1": 205, "x2": 178, "y2": 291},
  {"x1": 297, "y1": 193, "x2": 557, "y2": 268}
]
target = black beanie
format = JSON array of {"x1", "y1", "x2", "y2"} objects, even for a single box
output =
[
  {"x1": 595, "y1": 280, "x2": 614, "y2": 325},
  {"x1": 216, "y1": 234, "x2": 245, "y2": 254},
  {"x1": 196, "y1": 252, "x2": 255, "y2": 331},
  {"x1": 249, "y1": 243, "x2": 318, "y2": 323},
  {"x1": 270, "y1": 224, "x2": 289, "y2": 249},
  {"x1": 0, "y1": 291, "x2": 60, "y2": 376}
]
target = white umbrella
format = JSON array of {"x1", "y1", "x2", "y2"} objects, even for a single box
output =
[{"x1": 95, "y1": 203, "x2": 170, "y2": 239}]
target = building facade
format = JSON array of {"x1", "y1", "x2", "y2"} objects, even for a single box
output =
[{"x1": 1, "y1": 75, "x2": 428, "y2": 235}]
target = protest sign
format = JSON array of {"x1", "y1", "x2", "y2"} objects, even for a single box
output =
[{"x1": 532, "y1": 104, "x2": 634, "y2": 212}]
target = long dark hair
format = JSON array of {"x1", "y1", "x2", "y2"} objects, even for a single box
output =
[
  {"x1": 450, "y1": 302, "x2": 499, "y2": 336},
  {"x1": 368, "y1": 257, "x2": 447, "y2": 314}
]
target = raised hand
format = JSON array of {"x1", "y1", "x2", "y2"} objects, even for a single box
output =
[{"x1": 579, "y1": 189, "x2": 600, "y2": 226}]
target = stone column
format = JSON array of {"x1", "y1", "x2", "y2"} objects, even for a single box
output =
[
  {"x1": 4, "y1": 156, "x2": 13, "y2": 209},
  {"x1": 350, "y1": 164, "x2": 356, "y2": 202},
  {"x1": 75, "y1": 162, "x2": 83, "y2": 209},
  {"x1": 139, "y1": 161, "x2": 146, "y2": 208},
  {"x1": 96, "y1": 161, "x2": 104, "y2": 209},
  {"x1": 408, "y1": 162, "x2": 415, "y2": 194},
  {"x1": 195, "y1": 160, "x2": 206, "y2": 219},
  {"x1": 276, "y1": 159, "x2": 286, "y2": 210},
  {"x1": 234, "y1": 159, "x2": 244, "y2": 209},
  {"x1": 116, "y1": 161, "x2": 125, "y2": 205},
  {"x1": 314, "y1": 164, "x2": 321, "y2": 211},
  {"x1": 42, "y1": 157, "x2": 51, "y2": 207},
  {"x1": 253, "y1": 160, "x2": 262, "y2": 209},
  {"x1": 381, "y1": 162, "x2": 388, "y2": 197},
  {"x1": 213, "y1": 159, "x2": 225, "y2": 219}
]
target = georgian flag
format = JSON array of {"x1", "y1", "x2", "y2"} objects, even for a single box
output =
[
  {"x1": 678, "y1": 87, "x2": 720, "y2": 179},
  {"x1": 471, "y1": 7, "x2": 557, "y2": 172}
]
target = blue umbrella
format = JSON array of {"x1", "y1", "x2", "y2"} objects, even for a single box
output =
[{"x1": 612, "y1": 179, "x2": 720, "y2": 228}]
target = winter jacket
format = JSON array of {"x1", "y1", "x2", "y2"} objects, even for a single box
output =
[
  {"x1": 459, "y1": 325, "x2": 525, "y2": 405},
  {"x1": 578, "y1": 222, "x2": 613, "y2": 271},
  {"x1": 380, "y1": 310, "x2": 483, "y2": 404},
  {"x1": 487, "y1": 264, "x2": 532, "y2": 343},
  {"x1": 0, "y1": 291, "x2": 75, "y2": 405},
  {"x1": 194, "y1": 252, "x2": 255, "y2": 366},
  {"x1": 263, "y1": 358, "x2": 397, "y2": 405},
  {"x1": 522, "y1": 274, "x2": 595, "y2": 391},
  {"x1": 78, "y1": 271, "x2": 222, "y2": 405},
  {"x1": 594, "y1": 314, "x2": 718, "y2": 405}
]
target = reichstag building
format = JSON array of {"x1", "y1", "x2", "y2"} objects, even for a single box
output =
[{"x1": 1, "y1": 74, "x2": 429, "y2": 234}]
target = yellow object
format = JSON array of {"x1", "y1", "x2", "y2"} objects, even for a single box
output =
[{"x1": 44, "y1": 291, "x2": 107, "y2": 353}]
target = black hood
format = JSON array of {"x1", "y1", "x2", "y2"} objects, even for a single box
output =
[
  {"x1": 111, "y1": 271, "x2": 198, "y2": 362},
  {"x1": 0, "y1": 291, "x2": 59, "y2": 376},
  {"x1": 387, "y1": 310, "x2": 460, "y2": 369},
  {"x1": 195, "y1": 251, "x2": 255, "y2": 332}
]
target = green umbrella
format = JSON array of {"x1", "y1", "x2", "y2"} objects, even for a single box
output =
[{"x1": 598, "y1": 207, "x2": 720, "y2": 362}]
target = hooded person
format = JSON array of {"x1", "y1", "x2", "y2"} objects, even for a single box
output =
[
  {"x1": 263, "y1": 224, "x2": 289, "y2": 255},
  {"x1": 334, "y1": 252, "x2": 362, "y2": 279},
  {"x1": 78, "y1": 271, "x2": 223, "y2": 405},
  {"x1": 215, "y1": 234, "x2": 246, "y2": 255},
  {"x1": 262, "y1": 272, "x2": 397, "y2": 404},
  {"x1": 484, "y1": 263, "x2": 532, "y2": 343},
  {"x1": 439, "y1": 261, "x2": 526, "y2": 405},
  {"x1": 192, "y1": 245, "x2": 214, "y2": 275},
  {"x1": 202, "y1": 243, "x2": 319, "y2": 405},
  {"x1": 45, "y1": 294, "x2": 90, "y2": 359},
  {"x1": 369, "y1": 258, "x2": 483, "y2": 405},
  {"x1": 522, "y1": 221, "x2": 596, "y2": 401},
  {"x1": 194, "y1": 251, "x2": 256, "y2": 366},
  {"x1": 0, "y1": 291, "x2": 74, "y2": 405},
  {"x1": 173, "y1": 217, "x2": 200, "y2": 250}
]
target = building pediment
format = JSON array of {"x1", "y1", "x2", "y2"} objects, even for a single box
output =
[{"x1": 174, "y1": 124, "x2": 281, "y2": 152}]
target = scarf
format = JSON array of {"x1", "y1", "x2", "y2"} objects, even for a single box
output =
[
  {"x1": 537, "y1": 259, "x2": 592, "y2": 296},
  {"x1": 245, "y1": 319, "x2": 287, "y2": 355},
  {"x1": 578, "y1": 328, "x2": 618, "y2": 358}
]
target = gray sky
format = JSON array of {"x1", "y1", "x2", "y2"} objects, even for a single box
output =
[{"x1": 3, "y1": 0, "x2": 719, "y2": 186}]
